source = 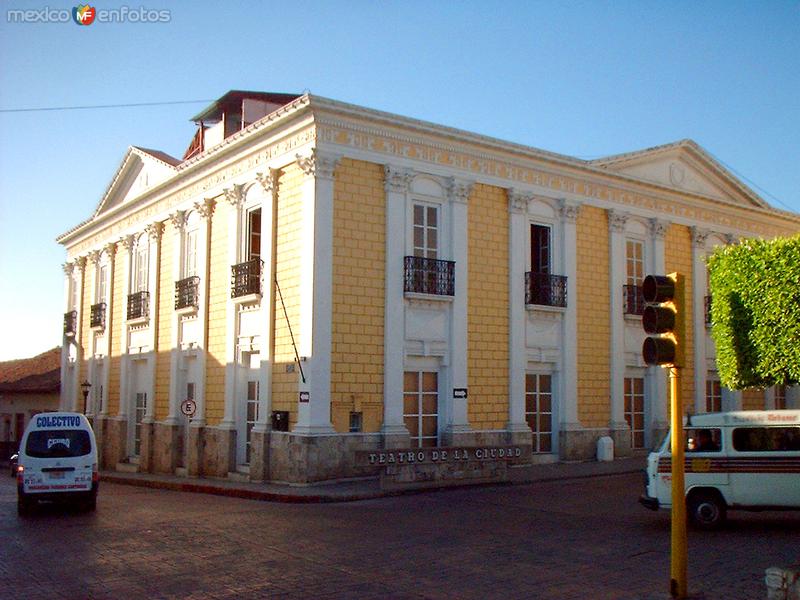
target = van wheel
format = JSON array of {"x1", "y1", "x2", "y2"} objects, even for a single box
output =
[
  {"x1": 688, "y1": 491, "x2": 726, "y2": 530},
  {"x1": 17, "y1": 495, "x2": 33, "y2": 517}
]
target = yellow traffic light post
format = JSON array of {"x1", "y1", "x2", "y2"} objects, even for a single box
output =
[{"x1": 642, "y1": 273, "x2": 687, "y2": 599}]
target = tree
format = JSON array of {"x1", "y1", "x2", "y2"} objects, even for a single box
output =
[{"x1": 707, "y1": 235, "x2": 800, "y2": 390}]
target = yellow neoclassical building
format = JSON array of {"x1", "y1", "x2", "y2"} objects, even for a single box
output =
[{"x1": 57, "y1": 90, "x2": 799, "y2": 484}]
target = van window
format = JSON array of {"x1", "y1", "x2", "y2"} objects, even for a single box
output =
[
  {"x1": 25, "y1": 430, "x2": 92, "y2": 458},
  {"x1": 732, "y1": 427, "x2": 800, "y2": 452},
  {"x1": 686, "y1": 428, "x2": 721, "y2": 452}
]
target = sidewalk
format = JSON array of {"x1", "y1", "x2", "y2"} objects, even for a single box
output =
[{"x1": 100, "y1": 455, "x2": 646, "y2": 504}]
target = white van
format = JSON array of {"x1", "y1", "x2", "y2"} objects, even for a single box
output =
[
  {"x1": 640, "y1": 410, "x2": 800, "y2": 529},
  {"x1": 16, "y1": 412, "x2": 99, "y2": 515}
]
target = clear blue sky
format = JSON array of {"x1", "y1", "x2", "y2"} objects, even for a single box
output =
[{"x1": 0, "y1": 1, "x2": 798, "y2": 361}]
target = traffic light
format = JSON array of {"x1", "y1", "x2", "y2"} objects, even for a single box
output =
[{"x1": 641, "y1": 272, "x2": 686, "y2": 367}]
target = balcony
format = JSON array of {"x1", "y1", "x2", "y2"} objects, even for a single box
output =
[
  {"x1": 127, "y1": 291, "x2": 149, "y2": 320},
  {"x1": 404, "y1": 256, "x2": 455, "y2": 297},
  {"x1": 705, "y1": 295, "x2": 712, "y2": 327},
  {"x1": 525, "y1": 272, "x2": 567, "y2": 308},
  {"x1": 231, "y1": 259, "x2": 262, "y2": 299},
  {"x1": 623, "y1": 285, "x2": 645, "y2": 316},
  {"x1": 175, "y1": 276, "x2": 200, "y2": 310},
  {"x1": 90, "y1": 303, "x2": 106, "y2": 329},
  {"x1": 63, "y1": 310, "x2": 77, "y2": 336}
]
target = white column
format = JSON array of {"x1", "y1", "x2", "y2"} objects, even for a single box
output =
[
  {"x1": 607, "y1": 210, "x2": 629, "y2": 432},
  {"x1": 166, "y1": 210, "x2": 187, "y2": 425},
  {"x1": 382, "y1": 165, "x2": 413, "y2": 439},
  {"x1": 253, "y1": 170, "x2": 278, "y2": 433},
  {"x1": 101, "y1": 242, "x2": 116, "y2": 416},
  {"x1": 145, "y1": 221, "x2": 164, "y2": 420},
  {"x1": 87, "y1": 250, "x2": 101, "y2": 416},
  {"x1": 222, "y1": 184, "x2": 245, "y2": 431},
  {"x1": 193, "y1": 198, "x2": 215, "y2": 428},
  {"x1": 118, "y1": 235, "x2": 135, "y2": 419},
  {"x1": 560, "y1": 200, "x2": 581, "y2": 432},
  {"x1": 60, "y1": 262, "x2": 75, "y2": 411},
  {"x1": 72, "y1": 257, "x2": 87, "y2": 413},
  {"x1": 506, "y1": 190, "x2": 531, "y2": 432},
  {"x1": 691, "y1": 227, "x2": 709, "y2": 415},
  {"x1": 444, "y1": 178, "x2": 472, "y2": 437},
  {"x1": 293, "y1": 151, "x2": 338, "y2": 434},
  {"x1": 649, "y1": 219, "x2": 669, "y2": 429}
]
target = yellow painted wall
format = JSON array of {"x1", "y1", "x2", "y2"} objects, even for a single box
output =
[
  {"x1": 467, "y1": 183, "x2": 509, "y2": 429},
  {"x1": 742, "y1": 389, "x2": 764, "y2": 410},
  {"x1": 576, "y1": 206, "x2": 610, "y2": 427},
  {"x1": 665, "y1": 224, "x2": 695, "y2": 414},
  {"x1": 330, "y1": 159, "x2": 386, "y2": 433},
  {"x1": 271, "y1": 163, "x2": 305, "y2": 427},
  {"x1": 107, "y1": 247, "x2": 123, "y2": 415},
  {"x1": 205, "y1": 201, "x2": 229, "y2": 426},
  {"x1": 155, "y1": 222, "x2": 173, "y2": 421}
]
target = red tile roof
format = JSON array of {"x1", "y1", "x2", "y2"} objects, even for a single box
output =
[{"x1": 0, "y1": 347, "x2": 61, "y2": 393}]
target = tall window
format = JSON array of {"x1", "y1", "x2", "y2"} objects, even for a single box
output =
[
  {"x1": 530, "y1": 224, "x2": 551, "y2": 274},
  {"x1": 246, "y1": 208, "x2": 261, "y2": 261},
  {"x1": 624, "y1": 377, "x2": 645, "y2": 449},
  {"x1": 626, "y1": 239, "x2": 644, "y2": 286},
  {"x1": 245, "y1": 380, "x2": 259, "y2": 464},
  {"x1": 525, "y1": 373, "x2": 553, "y2": 453},
  {"x1": 134, "y1": 392, "x2": 147, "y2": 456},
  {"x1": 133, "y1": 239, "x2": 148, "y2": 293},
  {"x1": 97, "y1": 264, "x2": 108, "y2": 304},
  {"x1": 184, "y1": 227, "x2": 198, "y2": 277},
  {"x1": 413, "y1": 203, "x2": 438, "y2": 259},
  {"x1": 403, "y1": 371, "x2": 438, "y2": 447},
  {"x1": 706, "y1": 379, "x2": 722, "y2": 412}
]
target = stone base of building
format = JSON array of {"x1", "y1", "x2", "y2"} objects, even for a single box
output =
[
  {"x1": 99, "y1": 416, "x2": 128, "y2": 469},
  {"x1": 609, "y1": 422, "x2": 633, "y2": 458},
  {"x1": 559, "y1": 427, "x2": 609, "y2": 461},
  {"x1": 152, "y1": 422, "x2": 181, "y2": 474}
]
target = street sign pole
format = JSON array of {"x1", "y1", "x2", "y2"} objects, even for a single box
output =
[{"x1": 669, "y1": 366, "x2": 687, "y2": 599}]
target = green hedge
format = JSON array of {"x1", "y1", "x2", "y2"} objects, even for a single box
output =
[{"x1": 707, "y1": 235, "x2": 800, "y2": 390}]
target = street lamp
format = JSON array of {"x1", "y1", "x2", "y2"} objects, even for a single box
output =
[{"x1": 80, "y1": 380, "x2": 92, "y2": 414}]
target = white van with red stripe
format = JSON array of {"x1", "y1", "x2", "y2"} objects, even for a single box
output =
[
  {"x1": 640, "y1": 410, "x2": 800, "y2": 529},
  {"x1": 16, "y1": 412, "x2": 99, "y2": 515}
]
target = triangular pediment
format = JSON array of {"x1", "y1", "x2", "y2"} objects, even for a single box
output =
[
  {"x1": 591, "y1": 140, "x2": 768, "y2": 209},
  {"x1": 93, "y1": 147, "x2": 179, "y2": 217}
]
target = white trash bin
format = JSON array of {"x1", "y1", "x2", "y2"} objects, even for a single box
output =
[{"x1": 597, "y1": 436, "x2": 614, "y2": 462}]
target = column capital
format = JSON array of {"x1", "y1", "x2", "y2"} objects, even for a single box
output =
[
  {"x1": 222, "y1": 183, "x2": 245, "y2": 208},
  {"x1": 76, "y1": 256, "x2": 87, "y2": 271},
  {"x1": 607, "y1": 209, "x2": 628, "y2": 233},
  {"x1": 146, "y1": 221, "x2": 164, "y2": 243},
  {"x1": 384, "y1": 165, "x2": 414, "y2": 194},
  {"x1": 88, "y1": 250, "x2": 102, "y2": 265},
  {"x1": 194, "y1": 198, "x2": 216, "y2": 220},
  {"x1": 559, "y1": 199, "x2": 581, "y2": 223},
  {"x1": 63, "y1": 262, "x2": 74, "y2": 276},
  {"x1": 507, "y1": 188, "x2": 534, "y2": 214},
  {"x1": 255, "y1": 169, "x2": 279, "y2": 195},
  {"x1": 120, "y1": 235, "x2": 136, "y2": 252},
  {"x1": 296, "y1": 150, "x2": 340, "y2": 180},
  {"x1": 104, "y1": 241, "x2": 117, "y2": 257},
  {"x1": 650, "y1": 218, "x2": 670, "y2": 240},
  {"x1": 725, "y1": 233, "x2": 738, "y2": 245},
  {"x1": 691, "y1": 226, "x2": 709, "y2": 248},
  {"x1": 448, "y1": 178, "x2": 473, "y2": 205},
  {"x1": 170, "y1": 210, "x2": 188, "y2": 231}
]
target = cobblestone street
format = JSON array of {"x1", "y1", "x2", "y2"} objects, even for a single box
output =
[{"x1": 1, "y1": 472, "x2": 797, "y2": 599}]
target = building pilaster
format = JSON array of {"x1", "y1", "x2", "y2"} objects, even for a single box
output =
[
  {"x1": 166, "y1": 211, "x2": 187, "y2": 425},
  {"x1": 506, "y1": 189, "x2": 532, "y2": 437},
  {"x1": 60, "y1": 262, "x2": 75, "y2": 412},
  {"x1": 293, "y1": 151, "x2": 338, "y2": 434},
  {"x1": 607, "y1": 210, "x2": 629, "y2": 435},
  {"x1": 118, "y1": 235, "x2": 136, "y2": 420},
  {"x1": 222, "y1": 184, "x2": 245, "y2": 431},
  {"x1": 649, "y1": 219, "x2": 669, "y2": 433},
  {"x1": 381, "y1": 165, "x2": 413, "y2": 446},
  {"x1": 193, "y1": 198, "x2": 215, "y2": 429},
  {"x1": 691, "y1": 226, "x2": 709, "y2": 415},
  {"x1": 559, "y1": 200, "x2": 581, "y2": 440}
]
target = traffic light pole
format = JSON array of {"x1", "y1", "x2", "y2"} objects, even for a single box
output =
[{"x1": 669, "y1": 366, "x2": 687, "y2": 599}]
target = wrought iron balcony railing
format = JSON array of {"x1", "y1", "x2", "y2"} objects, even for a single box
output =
[
  {"x1": 231, "y1": 259, "x2": 263, "y2": 298},
  {"x1": 525, "y1": 272, "x2": 567, "y2": 307},
  {"x1": 623, "y1": 284, "x2": 645, "y2": 316},
  {"x1": 404, "y1": 256, "x2": 455, "y2": 297},
  {"x1": 64, "y1": 310, "x2": 77, "y2": 336},
  {"x1": 90, "y1": 303, "x2": 106, "y2": 329},
  {"x1": 705, "y1": 295, "x2": 712, "y2": 326},
  {"x1": 175, "y1": 276, "x2": 200, "y2": 310},
  {"x1": 127, "y1": 291, "x2": 149, "y2": 320}
]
